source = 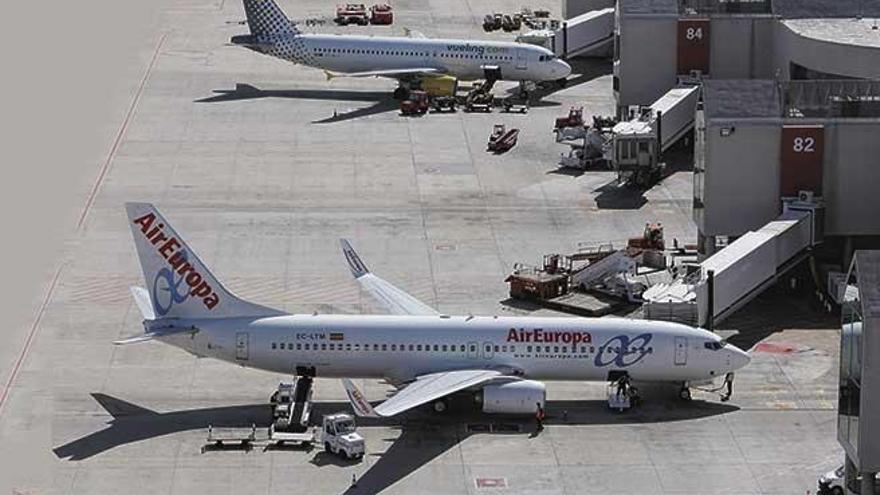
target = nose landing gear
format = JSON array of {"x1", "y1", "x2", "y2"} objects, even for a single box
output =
[{"x1": 678, "y1": 386, "x2": 692, "y2": 401}]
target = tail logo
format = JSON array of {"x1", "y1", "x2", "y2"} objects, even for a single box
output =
[
  {"x1": 152, "y1": 251, "x2": 190, "y2": 317},
  {"x1": 133, "y1": 212, "x2": 221, "y2": 313}
]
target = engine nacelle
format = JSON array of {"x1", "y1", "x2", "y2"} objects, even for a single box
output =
[{"x1": 480, "y1": 380, "x2": 546, "y2": 414}]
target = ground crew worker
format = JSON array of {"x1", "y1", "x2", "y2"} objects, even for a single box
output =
[
  {"x1": 616, "y1": 375, "x2": 628, "y2": 399},
  {"x1": 535, "y1": 403, "x2": 545, "y2": 431}
]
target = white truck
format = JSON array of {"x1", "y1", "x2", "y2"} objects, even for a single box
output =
[
  {"x1": 269, "y1": 412, "x2": 365, "y2": 460},
  {"x1": 319, "y1": 413, "x2": 365, "y2": 460},
  {"x1": 818, "y1": 465, "x2": 880, "y2": 495}
]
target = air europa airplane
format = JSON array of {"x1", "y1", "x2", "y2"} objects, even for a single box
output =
[
  {"x1": 118, "y1": 203, "x2": 750, "y2": 417},
  {"x1": 230, "y1": 0, "x2": 572, "y2": 99}
]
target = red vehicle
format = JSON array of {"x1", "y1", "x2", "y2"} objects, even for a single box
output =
[
  {"x1": 400, "y1": 90, "x2": 429, "y2": 116},
  {"x1": 335, "y1": 3, "x2": 368, "y2": 25},
  {"x1": 369, "y1": 4, "x2": 393, "y2": 25},
  {"x1": 554, "y1": 106, "x2": 584, "y2": 129},
  {"x1": 488, "y1": 124, "x2": 520, "y2": 152}
]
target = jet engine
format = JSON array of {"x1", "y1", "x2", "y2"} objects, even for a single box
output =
[{"x1": 479, "y1": 380, "x2": 546, "y2": 414}]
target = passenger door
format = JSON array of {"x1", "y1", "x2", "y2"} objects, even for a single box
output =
[
  {"x1": 467, "y1": 341, "x2": 479, "y2": 359},
  {"x1": 516, "y1": 48, "x2": 528, "y2": 70},
  {"x1": 674, "y1": 336, "x2": 687, "y2": 366},
  {"x1": 235, "y1": 332, "x2": 249, "y2": 361}
]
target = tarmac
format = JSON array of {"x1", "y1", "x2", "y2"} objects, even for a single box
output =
[{"x1": 0, "y1": 0, "x2": 843, "y2": 493}]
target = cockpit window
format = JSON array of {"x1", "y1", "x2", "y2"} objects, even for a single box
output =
[{"x1": 704, "y1": 341, "x2": 724, "y2": 351}]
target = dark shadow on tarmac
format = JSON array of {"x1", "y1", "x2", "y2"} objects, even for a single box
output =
[
  {"x1": 195, "y1": 83, "x2": 398, "y2": 123},
  {"x1": 720, "y1": 282, "x2": 839, "y2": 352},
  {"x1": 53, "y1": 391, "x2": 737, "y2": 488},
  {"x1": 593, "y1": 178, "x2": 648, "y2": 210},
  {"x1": 52, "y1": 393, "x2": 271, "y2": 461}
]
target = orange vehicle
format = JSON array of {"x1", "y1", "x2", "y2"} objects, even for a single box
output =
[{"x1": 369, "y1": 4, "x2": 393, "y2": 24}]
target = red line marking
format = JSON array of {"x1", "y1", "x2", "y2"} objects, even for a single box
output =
[
  {"x1": 0, "y1": 33, "x2": 167, "y2": 417},
  {"x1": 76, "y1": 32, "x2": 168, "y2": 230},
  {"x1": 0, "y1": 265, "x2": 64, "y2": 414}
]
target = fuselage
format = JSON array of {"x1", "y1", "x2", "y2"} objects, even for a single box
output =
[
  {"x1": 159, "y1": 313, "x2": 749, "y2": 384},
  {"x1": 240, "y1": 33, "x2": 572, "y2": 82}
]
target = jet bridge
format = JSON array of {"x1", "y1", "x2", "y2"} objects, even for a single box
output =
[
  {"x1": 516, "y1": 8, "x2": 614, "y2": 59},
  {"x1": 643, "y1": 200, "x2": 824, "y2": 326}
]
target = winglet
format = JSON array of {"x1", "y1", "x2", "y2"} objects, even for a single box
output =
[
  {"x1": 342, "y1": 378, "x2": 380, "y2": 418},
  {"x1": 340, "y1": 239, "x2": 370, "y2": 279}
]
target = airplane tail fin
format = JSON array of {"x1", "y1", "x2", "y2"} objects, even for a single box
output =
[
  {"x1": 242, "y1": 0, "x2": 299, "y2": 36},
  {"x1": 125, "y1": 203, "x2": 284, "y2": 320}
]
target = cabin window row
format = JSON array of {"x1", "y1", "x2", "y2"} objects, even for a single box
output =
[
  {"x1": 269, "y1": 342, "x2": 597, "y2": 355},
  {"x1": 271, "y1": 342, "x2": 489, "y2": 353},
  {"x1": 312, "y1": 47, "x2": 513, "y2": 60}
]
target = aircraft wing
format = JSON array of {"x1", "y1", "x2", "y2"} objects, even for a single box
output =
[
  {"x1": 325, "y1": 67, "x2": 443, "y2": 80},
  {"x1": 343, "y1": 369, "x2": 503, "y2": 417},
  {"x1": 340, "y1": 239, "x2": 439, "y2": 316}
]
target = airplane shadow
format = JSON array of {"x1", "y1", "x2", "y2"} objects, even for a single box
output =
[
  {"x1": 52, "y1": 393, "x2": 272, "y2": 461},
  {"x1": 54, "y1": 390, "x2": 737, "y2": 495},
  {"x1": 195, "y1": 83, "x2": 398, "y2": 124}
]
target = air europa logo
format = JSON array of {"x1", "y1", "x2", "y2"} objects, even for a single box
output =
[
  {"x1": 133, "y1": 213, "x2": 220, "y2": 314},
  {"x1": 506, "y1": 328, "x2": 592, "y2": 345},
  {"x1": 595, "y1": 333, "x2": 654, "y2": 368}
]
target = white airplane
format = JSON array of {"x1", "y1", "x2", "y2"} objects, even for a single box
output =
[
  {"x1": 230, "y1": 0, "x2": 572, "y2": 99},
  {"x1": 118, "y1": 203, "x2": 750, "y2": 417}
]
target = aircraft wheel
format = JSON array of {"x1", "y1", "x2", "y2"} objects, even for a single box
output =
[
  {"x1": 432, "y1": 399, "x2": 448, "y2": 413},
  {"x1": 679, "y1": 387, "x2": 692, "y2": 401}
]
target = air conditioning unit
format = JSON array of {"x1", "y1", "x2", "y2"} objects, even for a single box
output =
[{"x1": 798, "y1": 190, "x2": 814, "y2": 203}]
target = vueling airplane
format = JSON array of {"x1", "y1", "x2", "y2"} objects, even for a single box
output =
[
  {"x1": 118, "y1": 203, "x2": 749, "y2": 417},
  {"x1": 230, "y1": 0, "x2": 572, "y2": 99}
]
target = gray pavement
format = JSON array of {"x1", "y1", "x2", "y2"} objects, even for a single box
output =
[{"x1": 0, "y1": 0, "x2": 843, "y2": 493}]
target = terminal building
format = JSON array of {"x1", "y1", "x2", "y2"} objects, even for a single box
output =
[
  {"x1": 608, "y1": 0, "x2": 880, "y2": 264},
  {"x1": 614, "y1": 0, "x2": 880, "y2": 114},
  {"x1": 608, "y1": 0, "x2": 880, "y2": 328},
  {"x1": 694, "y1": 79, "x2": 880, "y2": 262}
]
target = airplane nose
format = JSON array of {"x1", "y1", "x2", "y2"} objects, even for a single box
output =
[
  {"x1": 726, "y1": 344, "x2": 751, "y2": 370},
  {"x1": 558, "y1": 60, "x2": 572, "y2": 78}
]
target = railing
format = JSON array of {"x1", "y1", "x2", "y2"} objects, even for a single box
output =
[
  {"x1": 679, "y1": 0, "x2": 772, "y2": 15},
  {"x1": 784, "y1": 80, "x2": 880, "y2": 118}
]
